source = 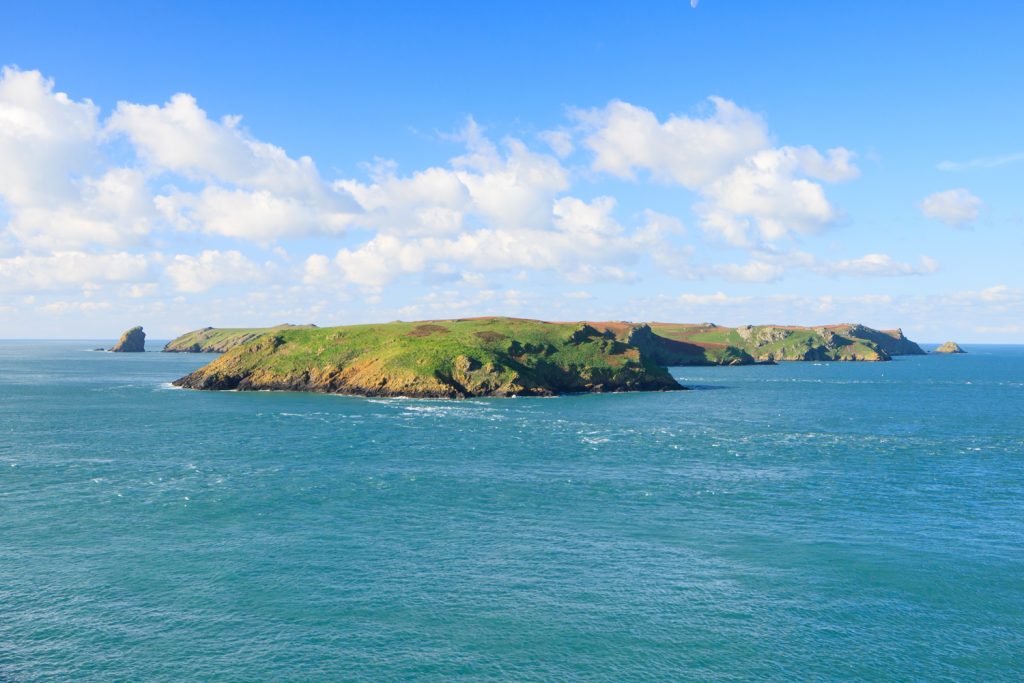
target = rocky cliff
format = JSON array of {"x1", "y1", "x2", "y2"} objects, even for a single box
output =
[{"x1": 109, "y1": 326, "x2": 145, "y2": 352}]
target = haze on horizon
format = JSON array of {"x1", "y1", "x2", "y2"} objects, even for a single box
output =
[{"x1": 0, "y1": 1, "x2": 1021, "y2": 342}]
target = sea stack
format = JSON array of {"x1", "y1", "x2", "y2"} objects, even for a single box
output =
[
  {"x1": 934, "y1": 341, "x2": 966, "y2": 354},
  {"x1": 110, "y1": 326, "x2": 146, "y2": 352}
]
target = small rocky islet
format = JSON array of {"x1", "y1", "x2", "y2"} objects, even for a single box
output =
[
  {"x1": 934, "y1": 341, "x2": 966, "y2": 354},
  {"x1": 162, "y1": 317, "x2": 928, "y2": 398},
  {"x1": 108, "y1": 326, "x2": 146, "y2": 352}
]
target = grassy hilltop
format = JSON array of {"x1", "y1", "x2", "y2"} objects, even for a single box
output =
[
  {"x1": 173, "y1": 318, "x2": 684, "y2": 398},
  {"x1": 163, "y1": 324, "x2": 317, "y2": 353}
]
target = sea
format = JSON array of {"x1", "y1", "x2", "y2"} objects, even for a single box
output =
[{"x1": 1, "y1": 340, "x2": 1022, "y2": 681}]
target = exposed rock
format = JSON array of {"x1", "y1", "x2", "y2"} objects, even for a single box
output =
[
  {"x1": 934, "y1": 341, "x2": 966, "y2": 354},
  {"x1": 109, "y1": 326, "x2": 145, "y2": 352}
]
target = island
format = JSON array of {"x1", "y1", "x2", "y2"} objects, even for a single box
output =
[
  {"x1": 109, "y1": 326, "x2": 146, "y2": 352},
  {"x1": 173, "y1": 318, "x2": 684, "y2": 398},
  {"x1": 934, "y1": 341, "x2": 966, "y2": 354},
  {"x1": 165, "y1": 320, "x2": 925, "y2": 365}
]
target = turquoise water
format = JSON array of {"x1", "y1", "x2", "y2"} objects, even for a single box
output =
[{"x1": 1, "y1": 341, "x2": 1022, "y2": 681}]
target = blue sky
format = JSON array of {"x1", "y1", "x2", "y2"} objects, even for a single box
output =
[{"x1": 1, "y1": 1, "x2": 1021, "y2": 341}]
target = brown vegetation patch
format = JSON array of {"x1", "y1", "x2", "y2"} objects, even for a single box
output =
[
  {"x1": 407, "y1": 324, "x2": 450, "y2": 337},
  {"x1": 474, "y1": 331, "x2": 507, "y2": 343}
]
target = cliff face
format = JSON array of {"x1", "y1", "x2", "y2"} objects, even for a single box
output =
[
  {"x1": 110, "y1": 326, "x2": 145, "y2": 352},
  {"x1": 173, "y1": 318, "x2": 684, "y2": 398}
]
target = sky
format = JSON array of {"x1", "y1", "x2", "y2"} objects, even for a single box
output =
[{"x1": 1, "y1": 1, "x2": 1022, "y2": 342}]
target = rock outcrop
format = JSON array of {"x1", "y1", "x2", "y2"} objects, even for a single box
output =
[
  {"x1": 934, "y1": 341, "x2": 966, "y2": 354},
  {"x1": 109, "y1": 326, "x2": 146, "y2": 352}
]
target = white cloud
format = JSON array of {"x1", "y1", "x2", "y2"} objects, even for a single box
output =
[
  {"x1": 109, "y1": 93, "x2": 320, "y2": 192},
  {"x1": 709, "y1": 250, "x2": 938, "y2": 282},
  {"x1": 961, "y1": 285, "x2": 1023, "y2": 304},
  {"x1": 108, "y1": 92, "x2": 357, "y2": 240},
  {"x1": 0, "y1": 251, "x2": 150, "y2": 292},
  {"x1": 335, "y1": 119, "x2": 569, "y2": 241},
  {"x1": 165, "y1": 250, "x2": 269, "y2": 293},
  {"x1": 713, "y1": 260, "x2": 787, "y2": 283},
  {"x1": 316, "y1": 124, "x2": 661, "y2": 288},
  {"x1": 919, "y1": 188, "x2": 982, "y2": 228},
  {"x1": 698, "y1": 147, "x2": 840, "y2": 244},
  {"x1": 575, "y1": 97, "x2": 769, "y2": 187},
  {"x1": 821, "y1": 253, "x2": 939, "y2": 277},
  {"x1": 0, "y1": 68, "x2": 156, "y2": 248},
  {"x1": 575, "y1": 98, "x2": 857, "y2": 246},
  {"x1": 538, "y1": 129, "x2": 574, "y2": 158},
  {"x1": 323, "y1": 191, "x2": 656, "y2": 288},
  {"x1": 937, "y1": 152, "x2": 1024, "y2": 172},
  {"x1": 156, "y1": 186, "x2": 350, "y2": 241},
  {"x1": 41, "y1": 300, "x2": 113, "y2": 314},
  {"x1": 676, "y1": 292, "x2": 751, "y2": 306}
]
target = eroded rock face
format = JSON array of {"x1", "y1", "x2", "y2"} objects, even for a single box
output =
[
  {"x1": 110, "y1": 326, "x2": 145, "y2": 352},
  {"x1": 934, "y1": 341, "x2": 966, "y2": 354}
]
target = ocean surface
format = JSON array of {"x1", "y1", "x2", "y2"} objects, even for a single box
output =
[{"x1": 1, "y1": 341, "x2": 1022, "y2": 681}]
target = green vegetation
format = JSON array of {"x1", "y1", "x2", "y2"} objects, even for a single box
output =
[
  {"x1": 174, "y1": 318, "x2": 684, "y2": 398},
  {"x1": 163, "y1": 324, "x2": 316, "y2": 353}
]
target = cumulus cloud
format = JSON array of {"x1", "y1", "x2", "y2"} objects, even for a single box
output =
[
  {"x1": 0, "y1": 251, "x2": 150, "y2": 292},
  {"x1": 575, "y1": 97, "x2": 769, "y2": 187},
  {"x1": 165, "y1": 250, "x2": 269, "y2": 293},
  {"x1": 574, "y1": 98, "x2": 857, "y2": 245},
  {"x1": 919, "y1": 188, "x2": 982, "y2": 227},
  {"x1": 109, "y1": 92, "x2": 356, "y2": 239},
  {"x1": 0, "y1": 67, "x2": 156, "y2": 248},
  {"x1": 313, "y1": 124, "x2": 660, "y2": 288},
  {"x1": 5, "y1": 66, "x2": 943, "y2": 331}
]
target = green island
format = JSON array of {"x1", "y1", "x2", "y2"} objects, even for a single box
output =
[
  {"x1": 173, "y1": 318, "x2": 683, "y2": 398},
  {"x1": 170, "y1": 317, "x2": 926, "y2": 398}
]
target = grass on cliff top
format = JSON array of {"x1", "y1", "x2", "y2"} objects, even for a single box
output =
[
  {"x1": 164, "y1": 324, "x2": 314, "y2": 351},
  {"x1": 206, "y1": 317, "x2": 656, "y2": 378}
]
